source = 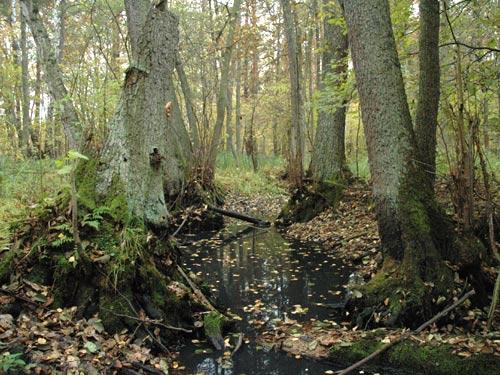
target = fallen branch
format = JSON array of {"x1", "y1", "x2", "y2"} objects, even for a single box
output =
[
  {"x1": 208, "y1": 205, "x2": 271, "y2": 227},
  {"x1": 336, "y1": 289, "x2": 476, "y2": 375},
  {"x1": 176, "y1": 265, "x2": 219, "y2": 313}
]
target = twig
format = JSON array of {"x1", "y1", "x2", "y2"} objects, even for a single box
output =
[
  {"x1": 172, "y1": 214, "x2": 189, "y2": 237},
  {"x1": 231, "y1": 333, "x2": 244, "y2": 356},
  {"x1": 439, "y1": 41, "x2": 499, "y2": 53},
  {"x1": 131, "y1": 362, "x2": 164, "y2": 375},
  {"x1": 336, "y1": 289, "x2": 476, "y2": 375},
  {"x1": 103, "y1": 310, "x2": 192, "y2": 333},
  {"x1": 0, "y1": 288, "x2": 40, "y2": 307}
]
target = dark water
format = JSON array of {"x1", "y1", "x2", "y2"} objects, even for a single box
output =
[{"x1": 177, "y1": 225, "x2": 393, "y2": 375}]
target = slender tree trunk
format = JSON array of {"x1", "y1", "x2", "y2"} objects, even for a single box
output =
[
  {"x1": 7, "y1": 0, "x2": 22, "y2": 151},
  {"x1": 226, "y1": 77, "x2": 237, "y2": 158},
  {"x1": 21, "y1": 0, "x2": 80, "y2": 148},
  {"x1": 176, "y1": 55, "x2": 199, "y2": 150},
  {"x1": 415, "y1": 0, "x2": 440, "y2": 189},
  {"x1": 281, "y1": 0, "x2": 304, "y2": 188},
  {"x1": 235, "y1": 56, "x2": 242, "y2": 154},
  {"x1": 20, "y1": 8, "x2": 31, "y2": 155},
  {"x1": 206, "y1": 0, "x2": 242, "y2": 174},
  {"x1": 310, "y1": 0, "x2": 349, "y2": 182},
  {"x1": 34, "y1": 53, "x2": 43, "y2": 154}
]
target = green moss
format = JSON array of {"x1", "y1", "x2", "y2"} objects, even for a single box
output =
[
  {"x1": 0, "y1": 249, "x2": 17, "y2": 283},
  {"x1": 75, "y1": 158, "x2": 130, "y2": 225},
  {"x1": 99, "y1": 288, "x2": 136, "y2": 333},
  {"x1": 75, "y1": 158, "x2": 98, "y2": 210},
  {"x1": 389, "y1": 342, "x2": 498, "y2": 374},
  {"x1": 330, "y1": 338, "x2": 499, "y2": 375},
  {"x1": 204, "y1": 312, "x2": 225, "y2": 338}
]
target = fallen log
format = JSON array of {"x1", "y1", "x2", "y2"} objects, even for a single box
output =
[
  {"x1": 208, "y1": 205, "x2": 271, "y2": 227},
  {"x1": 336, "y1": 289, "x2": 476, "y2": 375}
]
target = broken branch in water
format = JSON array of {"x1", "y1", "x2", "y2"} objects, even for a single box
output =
[
  {"x1": 336, "y1": 289, "x2": 476, "y2": 375},
  {"x1": 176, "y1": 264, "x2": 219, "y2": 313}
]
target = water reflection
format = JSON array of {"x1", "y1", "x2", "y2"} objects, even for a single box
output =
[{"x1": 179, "y1": 225, "x2": 356, "y2": 375}]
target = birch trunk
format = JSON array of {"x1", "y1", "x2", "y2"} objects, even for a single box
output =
[{"x1": 21, "y1": 0, "x2": 80, "y2": 148}]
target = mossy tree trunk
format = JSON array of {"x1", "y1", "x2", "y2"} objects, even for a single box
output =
[
  {"x1": 1, "y1": 0, "x2": 201, "y2": 337},
  {"x1": 341, "y1": 0, "x2": 485, "y2": 325},
  {"x1": 310, "y1": 0, "x2": 349, "y2": 183},
  {"x1": 96, "y1": 0, "x2": 191, "y2": 227}
]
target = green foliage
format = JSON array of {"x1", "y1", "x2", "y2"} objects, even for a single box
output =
[
  {"x1": 203, "y1": 311, "x2": 225, "y2": 338},
  {"x1": 215, "y1": 152, "x2": 286, "y2": 197},
  {"x1": 108, "y1": 226, "x2": 146, "y2": 288},
  {"x1": 50, "y1": 223, "x2": 73, "y2": 248},
  {"x1": 81, "y1": 206, "x2": 110, "y2": 231},
  {"x1": 0, "y1": 352, "x2": 26, "y2": 373}
]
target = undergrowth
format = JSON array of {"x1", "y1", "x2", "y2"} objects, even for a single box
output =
[
  {"x1": 215, "y1": 152, "x2": 286, "y2": 196},
  {"x1": 0, "y1": 157, "x2": 67, "y2": 255}
]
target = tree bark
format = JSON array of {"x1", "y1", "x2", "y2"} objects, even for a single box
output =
[
  {"x1": 21, "y1": 0, "x2": 80, "y2": 148},
  {"x1": 206, "y1": 0, "x2": 242, "y2": 174},
  {"x1": 226, "y1": 76, "x2": 237, "y2": 158},
  {"x1": 415, "y1": 0, "x2": 440, "y2": 189},
  {"x1": 235, "y1": 56, "x2": 242, "y2": 154},
  {"x1": 281, "y1": 0, "x2": 304, "y2": 188},
  {"x1": 20, "y1": 8, "x2": 31, "y2": 155},
  {"x1": 340, "y1": 0, "x2": 480, "y2": 324},
  {"x1": 175, "y1": 55, "x2": 199, "y2": 150},
  {"x1": 96, "y1": 0, "x2": 186, "y2": 227},
  {"x1": 310, "y1": 0, "x2": 349, "y2": 182}
]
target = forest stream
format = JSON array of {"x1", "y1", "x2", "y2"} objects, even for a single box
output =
[{"x1": 176, "y1": 224, "x2": 399, "y2": 375}]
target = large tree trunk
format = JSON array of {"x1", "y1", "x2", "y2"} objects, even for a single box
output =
[
  {"x1": 281, "y1": 0, "x2": 304, "y2": 188},
  {"x1": 96, "y1": 0, "x2": 186, "y2": 227},
  {"x1": 415, "y1": 0, "x2": 440, "y2": 189},
  {"x1": 310, "y1": 0, "x2": 349, "y2": 182},
  {"x1": 21, "y1": 0, "x2": 80, "y2": 148},
  {"x1": 341, "y1": 0, "x2": 484, "y2": 326},
  {"x1": 1, "y1": 0, "x2": 200, "y2": 337}
]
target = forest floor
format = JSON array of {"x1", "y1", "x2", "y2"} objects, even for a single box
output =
[
  {"x1": 223, "y1": 179, "x2": 500, "y2": 372},
  {"x1": 1, "y1": 158, "x2": 498, "y2": 374}
]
